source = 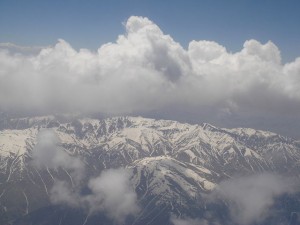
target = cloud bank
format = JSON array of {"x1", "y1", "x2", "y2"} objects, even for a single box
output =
[{"x1": 1, "y1": 16, "x2": 300, "y2": 136}]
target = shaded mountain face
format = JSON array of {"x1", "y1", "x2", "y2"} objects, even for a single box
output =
[{"x1": 0, "y1": 116, "x2": 300, "y2": 225}]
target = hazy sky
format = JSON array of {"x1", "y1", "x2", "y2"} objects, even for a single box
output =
[
  {"x1": 0, "y1": 0, "x2": 300, "y2": 62},
  {"x1": 0, "y1": 1, "x2": 300, "y2": 138}
]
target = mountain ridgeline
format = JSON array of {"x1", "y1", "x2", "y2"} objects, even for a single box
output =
[{"x1": 0, "y1": 116, "x2": 300, "y2": 225}]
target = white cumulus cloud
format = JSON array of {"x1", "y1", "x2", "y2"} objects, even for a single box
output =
[{"x1": 1, "y1": 16, "x2": 300, "y2": 136}]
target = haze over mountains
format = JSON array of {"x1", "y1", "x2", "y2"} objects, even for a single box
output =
[{"x1": 0, "y1": 115, "x2": 300, "y2": 225}]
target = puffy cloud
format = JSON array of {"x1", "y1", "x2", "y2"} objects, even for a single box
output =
[
  {"x1": 1, "y1": 16, "x2": 300, "y2": 136},
  {"x1": 283, "y1": 57, "x2": 300, "y2": 99},
  {"x1": 211, "y1": 173, "x2": 297, "y2": 225},
  {"x1": 242, "y1": 39, "x2": 281, "y2": 64},
  {"x1": 188, "y1": 40, "x2": 227, "y2": 62}
]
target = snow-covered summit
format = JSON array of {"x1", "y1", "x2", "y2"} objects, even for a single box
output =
[{"x1": 1, "y1": 115, "x2": 300, "y2": 224}]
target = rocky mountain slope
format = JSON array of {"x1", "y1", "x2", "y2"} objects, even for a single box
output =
[{"x1": 0, "y1": 115, "x2": 300, "y2": 225}]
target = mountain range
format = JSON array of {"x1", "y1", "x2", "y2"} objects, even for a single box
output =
[{"x1": 0, "y1": 115, "x2": 300, "y2": 225}]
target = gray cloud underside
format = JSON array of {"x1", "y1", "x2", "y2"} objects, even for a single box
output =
[{"x1": 1, "y1": 16, "x2": 300, "y2": 137}]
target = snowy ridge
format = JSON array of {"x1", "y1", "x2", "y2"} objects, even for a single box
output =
[
  {"x1": 1, "y1": 115, "x2": 300, "y2": 224},
  {"x1": 1, "y1": 115, "x2": 300, "y2": 173}
]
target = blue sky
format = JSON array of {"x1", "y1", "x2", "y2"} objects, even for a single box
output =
[{"x1": 0, "y1": 0, "x2": 299, "y2": 62}]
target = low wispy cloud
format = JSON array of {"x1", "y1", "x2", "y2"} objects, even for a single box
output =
[
  {"x1": 171, "y1": 173, "x2": 298, "y2": 225},
  {"x1": 50, "y1": 168, "x2": 139, "y2": 223},
  {"x1": 32, "y1": 129, "x2": 85, "y2": 182},
  {"x1": 170, "y1": 217, "x2": 202, "y2": 225},
  {"x1": 32, "y1": 129, "x2": 139, "y2": 223},
  {"x1": 50, "y1": 180, "x2": 81, "y2": 208},
  {"x1": 85, "y1": 168, "x2": 140, "y2": 223},
  {"x1": 211, "y1": 173, "x2": 298, "y2": 225},
  {"x1": 170, "y1": 215, "x2": 219, "y2": 225},
  {"x1": 0, "y1": 42, "x2": 45, "y2": 55}
]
